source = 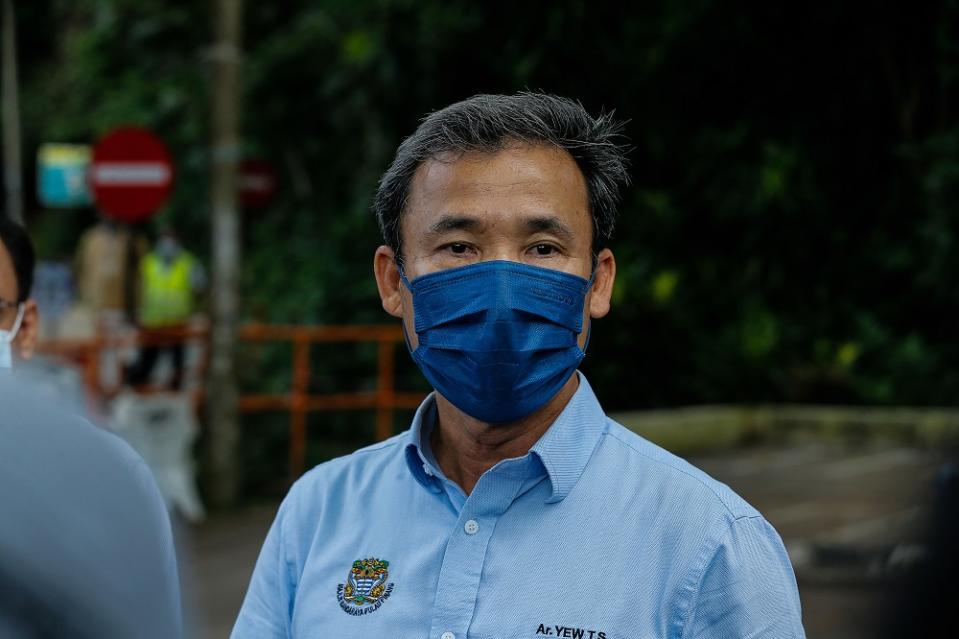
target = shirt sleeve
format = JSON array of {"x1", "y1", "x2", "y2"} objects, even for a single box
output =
[
  {"x1": 230, "y1": 497, "x2": 297, "y2": 639},
  {"x1": 682, "y1": 515, "x2": 806, "y2": 639}
]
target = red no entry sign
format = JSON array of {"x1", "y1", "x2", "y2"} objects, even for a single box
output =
[
  {"x1": 90, "y1": 127, "x2": 174, "y2": 223},
  {"x1": 240, "y1": 159, "x2": 277, "y2": 209}
]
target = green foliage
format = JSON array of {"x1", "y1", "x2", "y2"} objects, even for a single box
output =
[{"x1": 15, "y1": 0, "x2": 959, "y2": 418}]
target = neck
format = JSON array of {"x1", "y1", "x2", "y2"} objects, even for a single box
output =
[{"x1": 430, "y1": 373, "x2": 579, "y2": 495}]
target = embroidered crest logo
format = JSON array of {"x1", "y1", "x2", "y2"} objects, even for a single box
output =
[{"x1": 336, "y1": 557, "x2": 394, "y2": 616}]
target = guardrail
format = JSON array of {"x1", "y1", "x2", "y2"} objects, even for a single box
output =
[
  {"x1": 237, "y1": 324, "x2": 423, "y2": 478},
  {"x1": 38, "y1": 323, "x2": 425, "y2": 479}
]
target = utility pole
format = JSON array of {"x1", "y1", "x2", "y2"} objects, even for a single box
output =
[
  {"x1": 207, "y1": 0, "x2": 243, "y2": 507},
  {"x1": 2, "y1": 0, "x2": 23, "y2": 224}
]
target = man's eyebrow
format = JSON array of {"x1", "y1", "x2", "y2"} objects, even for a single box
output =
[
  {"x1": 525, "y1": 216, "x2": 575, "y2": 242},
  {"x1": 424, "y1": 214, "x2": 484, "y2": 238},
  {"x1": 422, "y1": 213, "x2": 576, "y2": 242}
]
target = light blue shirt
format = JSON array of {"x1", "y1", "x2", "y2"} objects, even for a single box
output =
[{"x1": 232, "y1": 374, "x2": 805, "y2": 638}]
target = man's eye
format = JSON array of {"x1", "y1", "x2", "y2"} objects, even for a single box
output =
[
  {"x1": 533, "y1": 244, "x2": 556, "y2": 256},
  {"x1": 449, "y1": 243, "x2": 469, "y2": 254}
]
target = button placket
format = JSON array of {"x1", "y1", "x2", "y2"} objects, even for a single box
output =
[{"x1": 427, "y1": 466, "x2": 528, "y2": 639}]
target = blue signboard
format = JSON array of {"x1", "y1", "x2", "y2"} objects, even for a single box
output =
[{"x1": 37, "y1": 144, "x2": 92, "y2": 208}]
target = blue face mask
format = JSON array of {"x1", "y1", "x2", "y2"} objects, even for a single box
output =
[{"x1": 400, "y1": 260, "x2": 593, "y2": 423}]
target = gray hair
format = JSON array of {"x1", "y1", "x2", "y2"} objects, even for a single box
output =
[{"x1": 374, "y1": 92, "x2": 631, "y2": 259}]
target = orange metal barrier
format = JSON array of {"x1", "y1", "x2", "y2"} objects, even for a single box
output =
[
  {"x1": 37, "y1": 323, "x2": 424, "y2": 479},
  {"x1": 237, "y1": 324, "x2": 423, "y2": 478}
]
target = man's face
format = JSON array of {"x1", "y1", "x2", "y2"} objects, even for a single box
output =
[
  {"x1": 0, "y1": 239, "x2": 38, "y2": 361},
  {"x1": 374, "y1": 143, "x2": 616, "y2": 350},
  {"x1": 0, "y1": 240, "x2": 20, "y2": 331}
]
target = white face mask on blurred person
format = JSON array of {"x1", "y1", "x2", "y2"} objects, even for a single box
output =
[
  {"x1": 0, "y1": 303, "x2": 25, "y2": 369},
  {"x1": 156, "y1": 236, "x2": 181, "y2": 263}
]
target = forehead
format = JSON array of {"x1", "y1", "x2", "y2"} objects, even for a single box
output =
[
  {"x1": 402, "y1": 144, "x2": 590, "y2": 241},
  {"x1": 0, "y1": 239, "x2": 17, "y2": 301}
]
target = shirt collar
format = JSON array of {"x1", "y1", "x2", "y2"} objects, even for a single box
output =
[
  {"x1": 529, "y1": 373, "x2": 608, "y2": 503},
  {"x1": 403, "y1": 373, "x2": 608, "y2": 503},
  {"x1": 404, "y1": 394, "x2": 444, "y2": 493}
]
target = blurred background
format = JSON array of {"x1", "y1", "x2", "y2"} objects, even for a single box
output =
[{"x1": 3, "y1": 0, "x2": 958, "y2": 637}]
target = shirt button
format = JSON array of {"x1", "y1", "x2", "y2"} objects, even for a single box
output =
[
  {"x1": 441, "y1": 633, "x2": 455, "y2": 639},
  {"x1": 464, "y1": 519, "x2": 479, "y2": 535}
]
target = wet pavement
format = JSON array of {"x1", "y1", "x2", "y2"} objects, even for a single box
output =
[{"x1": 177, "y1": 443, "x2": 948, "y2": 638}]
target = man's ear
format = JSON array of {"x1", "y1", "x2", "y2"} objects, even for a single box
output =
[
  {"x1": 373, "y1": 246, "x2": 404, "y2": 318},
  {"x1": 15, "y1": 299, "x2": 39, "y2": 360},
  {"x1": 588, "y1": 249, "x2": 616, "y2": 319}
]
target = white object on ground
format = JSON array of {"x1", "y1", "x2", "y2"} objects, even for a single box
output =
[{"x1": 111, "y1": 392, "x2": 206, "y2": 522}]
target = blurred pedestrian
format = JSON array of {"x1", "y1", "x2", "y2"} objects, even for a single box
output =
[
  {"x1": 127, "y1": 227, "x2": 206, "y2": 390},
  {"x1": 74, "y1": 216, "x2": 147, "y2": 391},
  {"x1": 74, "y1": 216, "x2": 144, "y2": 323}
]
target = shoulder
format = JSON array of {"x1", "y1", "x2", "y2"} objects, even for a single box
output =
[
  {"x1": 278, "y1": 432, "x2": 410, "y2": 522},
  {"x1": 2, "y1": 380, "x2": 170, "y2": 527},
  {"x1": 0, "y1": 380, "x2": 182, "y2": 636},
  {"x1": 0, "y1": 380, "x2": 173, "y2": 545},
  {"x1": 597, "y1": 417, "x2": 760, "y2": 521},
  {"x1": 298, "y1": 431, "x2": 408, "y2": 484},
  {"x1": 593, "y1": 420, "x2": 802, "y2": 633},
  {"x1": 2, "y1": 379, "x2": 145, "y2": 471}
]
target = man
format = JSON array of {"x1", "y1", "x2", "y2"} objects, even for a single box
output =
[
  {"x1": 127, "y1": 227, "x2": 205, "y2": 390},
  {"x1": 74, "y1": 216, "x2": 143, "y2": 321},
  {"x1": 2, "y1": 218, "x2": 89, "y2": 412},
  {"x1": 0, "y1": 217, "x2": 183, "y2": 638},
  {"x1": 232, "y1": 93, "x2": 805, "y2": 638}
]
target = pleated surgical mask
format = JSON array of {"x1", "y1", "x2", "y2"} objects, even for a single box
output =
[{"x1": 400, "y1": 260, "x2": 592, "y2": 423}]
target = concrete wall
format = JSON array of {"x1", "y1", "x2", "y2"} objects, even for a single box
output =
[{"x1": 610, "y1": 405, "x2": 959, "y2": 455}]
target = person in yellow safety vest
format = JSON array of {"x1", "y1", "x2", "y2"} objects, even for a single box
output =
[{"x1": 126, "y1": 230, "x2": 206, "y2": 390}]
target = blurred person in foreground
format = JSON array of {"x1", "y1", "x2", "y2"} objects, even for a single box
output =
[
  {"x1": 2, "y1": 218, "x2": 88, "y2": 413},
  {"x1": 232, "y1": 94, "x2": 805, "y2": 638},
  {"x1": 126, "y1": 227, "x2": 206, "y2": 390},
  {"x1": 0, "y1": 217, "x2": 183, "y2": 638}
]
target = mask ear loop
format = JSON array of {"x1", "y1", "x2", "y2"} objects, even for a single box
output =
[
  {"x1": 581, "y1": 318, "x2": 594, "y2": 354},
  {"x1": 394, "y1": 259, "x2": 418, "y2": 354},
  {"x1": 578, "y1": 253, "x2": 600, "y2": 352},
  {"x1": 3, "y1": 303, "x2": 25, "y2": 342},
  {"x1": 396, "y1": 259, "x2": 414, "y2": 292}
]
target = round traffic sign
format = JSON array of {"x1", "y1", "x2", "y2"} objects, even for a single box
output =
[
  {"x1": 240, "y1": 159, "x2": 277, "y2": 209},
  {"x1": 89, "y1": 127, "x2": 174, "y2": 223}
]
